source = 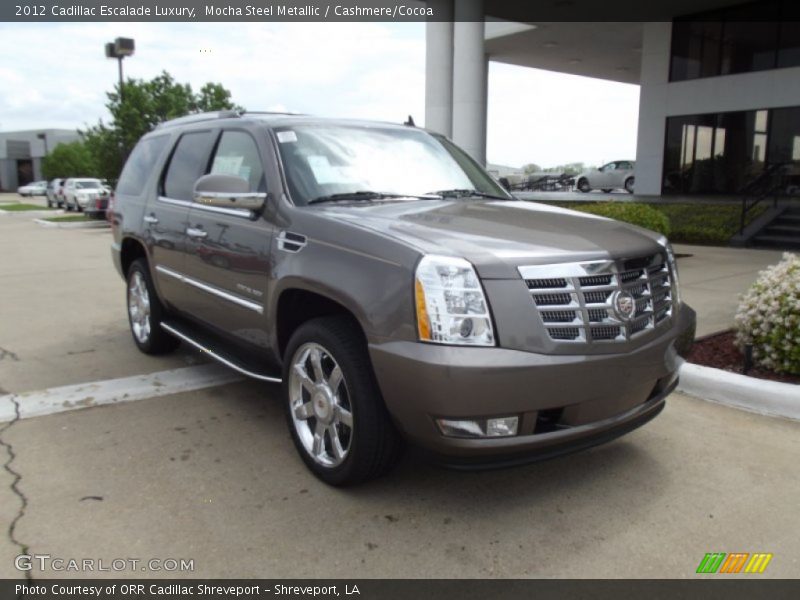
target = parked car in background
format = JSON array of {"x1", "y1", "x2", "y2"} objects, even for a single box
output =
[
  {"x1": 46, "y1": 178, "x2": 65, "y2": 207},
  {"x1": 576, "y1": 161, "x2": 635, "y2": 194},
  {"x1": 63, "y1": 178, "x2": 110, "y2": 216},
  {"x1": 18, "y1": 180, "x2": 48, "y2": 197}
]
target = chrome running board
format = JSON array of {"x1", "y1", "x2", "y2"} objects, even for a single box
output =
[{"x1": 161, "y1": 321, "x2": 282, "y2": 384}]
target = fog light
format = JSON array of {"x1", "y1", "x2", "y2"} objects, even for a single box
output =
[
  {"x1": 486, "y1": 416, "x2": 519, "y2": 437},
  {"x1": 436, "y1": 416, "x2": 519, "y2": 438}
]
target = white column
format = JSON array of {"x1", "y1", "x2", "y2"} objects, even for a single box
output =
[
  {"x1": 634, "y1": 22, "x2": 672, "y2": 196},
  {"x1": 452, "y1": 0, "x2": 487, "y2": 166},
  {"x1": 424, "y1": 0, "x2": 454, "y2": 136}
]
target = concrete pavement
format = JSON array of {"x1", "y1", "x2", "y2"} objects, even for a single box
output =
[
  {"x1": 674, "y1": 243, "x2": 785, "y2": 336},
  {"x1": 0, "y1": 209, "x2": 797, "y2": 579},
  {"x1": 3, "y1": 386, "x2": 798, "y2": 578}
]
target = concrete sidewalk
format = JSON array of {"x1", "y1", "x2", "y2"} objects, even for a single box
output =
[{"x1": 674, "y1": 244, "x2": 784, "y2": 336}]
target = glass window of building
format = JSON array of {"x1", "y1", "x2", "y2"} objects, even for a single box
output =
[
  {"x1": 670, "y1": 0, "x2": 795, "y2": 81},
  {"x1": 664, "y1": 106, "x2": 800, "y2": 194}
]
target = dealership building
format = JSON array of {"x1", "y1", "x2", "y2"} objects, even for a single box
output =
[
  {"x1": 0, "y1": 129, "x2": 81, "y2": 191},
  {"x1": 425, "y1": 0, "x2": 800, "y2": 198}
]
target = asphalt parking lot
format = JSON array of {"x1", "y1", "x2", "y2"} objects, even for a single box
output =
[{"x1": 1, "y1": 197, "x2": 798, "y2": 579}]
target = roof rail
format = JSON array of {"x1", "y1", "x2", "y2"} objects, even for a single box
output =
[
  {"x1": 240, "y1": 110, "x2": 306, "y2": 117},
  {"x1": 155, "y1": 110, "x2": 241, "y2": 130}
]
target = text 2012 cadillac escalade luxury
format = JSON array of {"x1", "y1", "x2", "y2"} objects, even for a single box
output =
[{"x1": 111, "y1": 111, "x2": 696, "y2": 485}]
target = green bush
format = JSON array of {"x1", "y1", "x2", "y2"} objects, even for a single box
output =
[
  {"x1": 734, "y1": 253, "x2": 800, "y2": 375},
  {"x1": 572, "y1": 202, "x2": 671, "y2": 236}
]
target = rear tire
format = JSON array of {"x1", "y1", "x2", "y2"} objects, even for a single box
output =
[
  {"x1": 283, "y1": 316, "x2": 403, "y2": 486},
  {"x1": 625, "y1": 177, "x2": 635, "y2": 194},
  {"x1": 126, "y1": 259, "x2": 179, "y2": 355},
  {"x1": 577, "y1": 178, "x2": 591, "y2": 193}
]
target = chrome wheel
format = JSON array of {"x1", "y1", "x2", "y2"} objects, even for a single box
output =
[
  {"x1": 128, "y1": 271, "x2": 151, "y2": 344},
  {"x1": 288, "y1": 342, "x2": 353, "y2": 468}
]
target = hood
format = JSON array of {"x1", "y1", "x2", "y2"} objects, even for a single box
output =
[{"x1": 317, "y1": 199, "x2": 663, "y2": 279}]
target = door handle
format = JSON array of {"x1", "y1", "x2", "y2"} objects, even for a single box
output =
[
  {"x1": 186, "y1": 227, "x2": 208, "y2": 239},
  {"x1": 143, "y1": 214, "x2": 159, "y2": 224}
]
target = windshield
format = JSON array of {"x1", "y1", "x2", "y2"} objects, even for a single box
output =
[
  {"x1": 274, "y1": 124, "x2": 509, "y2": 206},
  {"x1": 76, "y1": 181, "x2": 101, "y2": 189}
]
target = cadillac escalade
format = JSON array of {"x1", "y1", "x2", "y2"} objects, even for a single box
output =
[{"x1": 111, "y1": 111, "x2": 696, "y2": 485}]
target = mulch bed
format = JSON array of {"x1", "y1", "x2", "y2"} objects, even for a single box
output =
[{"x1": 686, "y1": 330, "x2": 800, "y2": 385}]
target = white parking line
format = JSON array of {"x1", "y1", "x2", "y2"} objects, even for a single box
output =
[{"x1": 0, "y1": 364, "x2": 248, "y2": 423}]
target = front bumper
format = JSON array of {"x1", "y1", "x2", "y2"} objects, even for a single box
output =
[{"x1": 369, "y1": 304, "x2": 695, "y2": 464}]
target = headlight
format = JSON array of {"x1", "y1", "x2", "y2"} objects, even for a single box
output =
[
  {"x1": 664, "y1": 242, "x2": 682, "y2": 306},
  {"x1": 414, "y1": 255, "x2": 495, "y2": 346}
]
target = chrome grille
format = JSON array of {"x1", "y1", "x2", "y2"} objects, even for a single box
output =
[{"x1": 519, "y1": 253, "x2": 674, "y2": 344}]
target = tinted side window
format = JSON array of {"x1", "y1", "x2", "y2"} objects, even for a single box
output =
[
  {"x1": 117, "y1": 135, "x2": 169, "y2": 196},
  {"x1": 209, "y1": 131, "x2": 265, "y2": 192},
  {"x1": 162, "y1": 131, "x2": 216, "y2": 201}
]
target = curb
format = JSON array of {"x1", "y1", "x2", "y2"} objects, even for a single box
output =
[
  {"x1": 33, "y1": 218, "x2": 109, "y2": 229},
  {"x1": 678, "y1": 362, "x2": 800, "y2": 421}
]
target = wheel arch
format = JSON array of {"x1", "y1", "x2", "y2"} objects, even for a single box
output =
[
  {"x1": 274, "y1": 285, "x2": 368, "y2": 360},
  {"x1": 120, "y1": 236, "x2": 148, "y2": 277}
]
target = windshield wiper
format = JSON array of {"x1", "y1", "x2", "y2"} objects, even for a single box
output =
[
  {"x1": 427, "y1": 188, "x2": 509, "y2": 201},
  {"x1": 308, "y1": 191, "x2": 435, "y2": 205}
]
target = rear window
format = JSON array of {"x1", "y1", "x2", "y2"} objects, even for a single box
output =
[{"x1": 117, "y1": 135, "x2": 169, "y2": 196}]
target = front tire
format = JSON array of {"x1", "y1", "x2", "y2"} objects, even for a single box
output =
[
  {"x1": 577, "y1": 178, "x2": 591, "y2": 193},
  {"x1": 283, "y1": 316, "x2": 402, "y2": 486},
  {"x1": 126, "y1": 259, "x2": 179, "y2": 355}
]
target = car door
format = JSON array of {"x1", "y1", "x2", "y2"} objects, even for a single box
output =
[
  {"x1": 614, "y1": 161, "x2": 633, "y2": 187},
  {"x1": 595, "y1": 162, "x2": 616, "y2": 188},
  {"x1": 147, "y1": 129, "x2": 217, "y2": 309},
  {"x1": 182, "y1": 128, "x2": 276, "y2": 348}
]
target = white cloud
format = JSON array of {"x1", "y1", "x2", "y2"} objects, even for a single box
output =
[{"x1": 0, "y1": 23, "x2": 638, "y2": 168}]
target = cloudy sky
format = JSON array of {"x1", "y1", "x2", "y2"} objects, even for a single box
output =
[{"x1": 0, "y1": 22, "x2": 639, "y2": 169}]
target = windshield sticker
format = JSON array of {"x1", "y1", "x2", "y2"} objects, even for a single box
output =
[{"x1": 276, "y1": 130, "x2": 297, "y2": 143}]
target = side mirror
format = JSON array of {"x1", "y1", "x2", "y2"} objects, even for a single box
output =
[{"x1": 193, "y1": 173, "x2": 266, "y2": 211}]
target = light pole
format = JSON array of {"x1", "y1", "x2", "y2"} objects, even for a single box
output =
[{"x1": 105, "y1": 37, "x2": 135, "y2": 102}]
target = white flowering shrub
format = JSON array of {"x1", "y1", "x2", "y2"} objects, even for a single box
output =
[{"x1": 734, "y1": 252, "x2": 800, "y2": 375}]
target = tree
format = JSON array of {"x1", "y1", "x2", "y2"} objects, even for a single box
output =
[
  {"x1": 522, "y1": 163, "x2": 542, "y2": 174},
  {"x1": 544, "y1": 162, "x2": 589, "y2": 175},
  {"x1": 82, "y1": 71, "x2": 243, "y2": 183},
  {"x1": 41, "y1": 140, "x2": 97, "y2": 180}
]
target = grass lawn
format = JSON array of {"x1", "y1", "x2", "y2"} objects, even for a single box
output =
[
  {"x1": 542, "y1": 201, "x2": 765, "y2": 245},
  {"x1": 42, "y1": 215, "x2": 97, "y2": 223},
  {"x1": 0, "y1": 203, "x2": 55, "y2": 212}
]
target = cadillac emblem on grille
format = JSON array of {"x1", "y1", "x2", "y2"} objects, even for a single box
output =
[{"x1": 612, "y1": 290, "x2": 637, "y2": 321}]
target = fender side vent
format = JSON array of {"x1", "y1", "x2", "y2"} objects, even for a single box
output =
[{"x1": 277, "y1": 231, "x2": 307, "y2": 253}]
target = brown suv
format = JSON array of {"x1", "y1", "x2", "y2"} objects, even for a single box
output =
[{"x1": 111, "y1": 111, "x2": 695, "y2": 485}]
